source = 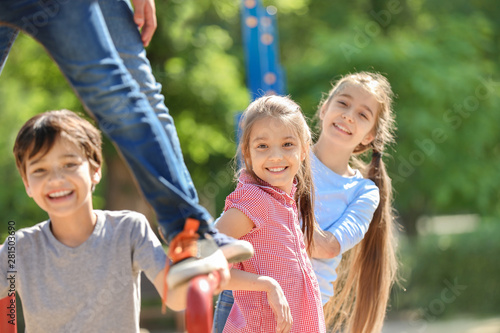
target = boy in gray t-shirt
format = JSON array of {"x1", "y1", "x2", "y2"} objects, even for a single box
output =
[{"x1": 0, "y1": 110, "x2": 227, "y2": 332}]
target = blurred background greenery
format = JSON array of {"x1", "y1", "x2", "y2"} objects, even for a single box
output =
[{"x1": 1, "y1": 0, "x2": 499, "y2": 330}]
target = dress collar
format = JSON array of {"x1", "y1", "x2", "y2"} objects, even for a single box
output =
[{"x1": 238, "y1": 169, "x2": 297, "y2": 201}]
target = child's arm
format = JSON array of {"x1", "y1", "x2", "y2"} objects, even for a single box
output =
[
  {"x1": 214, "y1": 208, "x2": 254, "y2": 239},
  {"x1": 311, "y1": 187, "x2": 379, "y2": 259},
  {"x1": 320, "y1": 187, "x2": 379, "y2": 257},
  {"x1": 151, "y1": 266, "x2": 231, "y2": 311},
  {"x1": 310, "y1": 229, "x2": 341, "y2": 259},
  {"x1": 225, "y1": 268, "x2": 293, "y2": 333},
  {"x1": 152, "y1": 269, "x2": 188, "y2": 311},
  {"x1": 216, "y1": 209, "x2": 293, "y2": 332}
]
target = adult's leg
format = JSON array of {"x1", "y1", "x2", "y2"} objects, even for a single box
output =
[
  {"x1": 96, "y1": 0, "x2": 254, "y2": 264},
  {"x1": 0, "y1": 25, "x2": 19, "y2": 75},
  {"x1": 97, "y1": 0, "x2": 214, "y2": 238},
  {"x1": 97, "y1": 0, "x2": 253, "y2": 264}
]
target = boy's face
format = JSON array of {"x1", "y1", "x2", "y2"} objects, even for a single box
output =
[{"x1": 22, "y1": 135, "x2": 101, "y2": 220}]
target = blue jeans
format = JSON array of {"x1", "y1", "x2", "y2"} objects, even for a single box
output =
[
  {"x1": 0, "y1": 0, "x2": 213, "y2": 241},
  {"x1": 212, "y1": 290, "x2": 234, "y2": 333}
]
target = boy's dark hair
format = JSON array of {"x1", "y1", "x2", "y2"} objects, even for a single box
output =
[{"x1": 13, "y1": 110, "x2": 102, "y2": 179}]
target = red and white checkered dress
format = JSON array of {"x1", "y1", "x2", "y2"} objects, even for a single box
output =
[{"x1": 222, "y1": 171, "x2": 326, "y2": 333}]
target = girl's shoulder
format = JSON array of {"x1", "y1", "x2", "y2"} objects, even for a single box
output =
[
  {"x1": 226, "y1": 179, "x2": 272, "y2": 207},
  {"x1": 312, "y1": 155, "x2": 376, "y2": 188},
  {"x1": 311, "y1": 157, "x2": 379, "y2": 205},
  {"x1": 338, "y1": 170, "x2": 379, "y2": 201},
  {"x1": 225, "y1": 181, "x2": 272, "y2": 229},
  {"x1": 225, "y1": 171, "x2": 296, "y2": 227}
]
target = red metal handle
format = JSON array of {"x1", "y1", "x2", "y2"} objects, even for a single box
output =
[
  {"x1": 0, "y1": 294, "x2": 17, "y2": 333},
  {"x1": 1, "y1": 244, "x2": 17, "y2": 333},
  {"x1": 185, "y1": 273, "x2": 220, "y2": 333}
]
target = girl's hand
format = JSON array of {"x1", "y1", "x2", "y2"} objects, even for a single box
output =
[
  {"x1": 265, "y1": 278, "x2": 293, "y2": 333},
  {"x1": 221, "y1": 269, "x2": 292, "y2": 332},
  {"x1": 211, "y1": 265, "x2": 231, "y2": 294}
]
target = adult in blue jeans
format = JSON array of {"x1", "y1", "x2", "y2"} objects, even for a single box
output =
[{"x1": 0, "y1": 0, "x2": 253, "y2": 303}]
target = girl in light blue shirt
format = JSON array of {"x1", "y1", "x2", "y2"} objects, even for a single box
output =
[{"x1": 310, "y1": 71, "x2": 398, "y2": 333}]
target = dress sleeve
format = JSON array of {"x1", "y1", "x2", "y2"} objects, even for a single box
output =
[
  {"x1": 325, "y1": 185, "x2": 380, "y2": 254},
  {"x1": 224, "y1": 184, "x2": 269, "y2": 229}
]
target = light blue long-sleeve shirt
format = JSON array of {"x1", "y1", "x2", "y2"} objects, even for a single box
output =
[{"x1": 310, "y1": 152, "x2": 380, "y2": 305}]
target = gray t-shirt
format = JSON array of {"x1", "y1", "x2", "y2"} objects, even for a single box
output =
[{"x1": 0, "y1": 210, "x2": 166, "y2": 332}]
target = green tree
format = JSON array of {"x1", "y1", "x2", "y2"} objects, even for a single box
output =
[{"x1": 274, "y1": 0, "x2": 500, "y2": 233}]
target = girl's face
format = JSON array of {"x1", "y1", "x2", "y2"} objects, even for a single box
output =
[
  {"x1": 246, "y1": 117, "x2": 306, "y2": 194},
  {"x1": 23, "y1": 135, "x2": 101, "y2": 220},
  {"x1": 320, "y1": 84, "x2": 379, "y2": 151}
]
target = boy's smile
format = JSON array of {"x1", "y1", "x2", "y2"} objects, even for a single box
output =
[
  {"x1": 23, "y1": 135, "x2": 101, "y2": 220},
  {"x1": 247, "y1": 117, "x2": 305, "y2": 194}
]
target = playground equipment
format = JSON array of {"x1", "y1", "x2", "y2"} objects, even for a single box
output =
[
  {"x1": 0, "y1": 293, "x2": 16, "y2": 333},
  {"x1": 185, "y1": 273, "x2": 221, "y2": 332},
  {"x1": 241, "y1": 0, "x2": 286, "y2": 99}
]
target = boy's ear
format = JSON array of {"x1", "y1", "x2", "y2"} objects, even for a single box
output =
[
  {"x1": 91, "y1": 167, "x2": 102, "y2": 184},
  {"x1": 22, "y1": 177, "x2": 33, "y2": 198}
]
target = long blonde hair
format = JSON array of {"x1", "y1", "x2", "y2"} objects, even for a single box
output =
[
  {"x1": 318, "y1": 72, "x2": 398, "y2": 333},
  {"x1": 238, "y1": 95, "x2": 316, "y2": 252}
]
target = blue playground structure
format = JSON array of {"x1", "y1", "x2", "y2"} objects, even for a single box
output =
[
  {"x1": 237, "y1": 0, "x2": 286, "y2": 141},
  {"x1": 241, "y1": 0, "x2": 286, "y2": 99}
]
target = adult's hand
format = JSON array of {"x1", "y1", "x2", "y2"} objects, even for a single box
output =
[{"x1": 132, "y1": 0, "x2": 157, "y2": 47}]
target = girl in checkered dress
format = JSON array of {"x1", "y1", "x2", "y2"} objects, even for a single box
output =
[{"x1": 215, "y1": 95, "x2": 325, "y2": 333}]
